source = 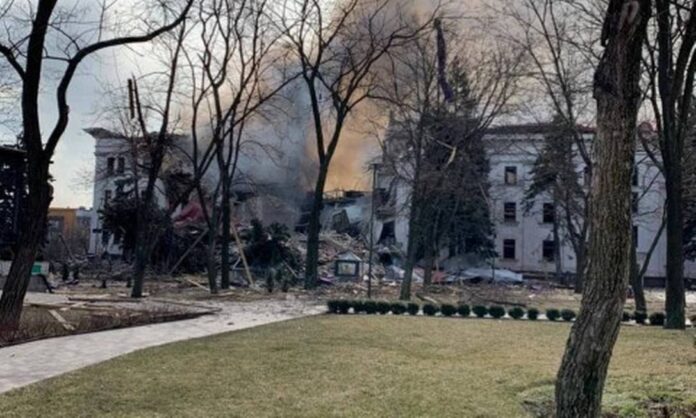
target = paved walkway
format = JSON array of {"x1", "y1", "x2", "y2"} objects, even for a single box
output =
[{"x1": 0, "y1": 296, "x2": 323, "y2": 394}]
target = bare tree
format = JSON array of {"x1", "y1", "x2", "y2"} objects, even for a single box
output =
[
  {"x1": 373, "y1": 20, "x2": 519, "y2": 299},
  {"x1": 184, "y1": 0, "x2": 295, "y2": 292},
  {"x1": 0, "y1": 0, "x2": 194, "y2": 329},
  {"x1": 498, "y1": 0, "x2": 602, "y2": 293},
  {"x1": 277, "y1": 0, "x2": 438, "y2": 289},
  {"x1": 641, "y1": 0, "x2": 696, "y2": 329},
  {"x1": 555, "y1": 1, "x2": 650, "y2": 416}
]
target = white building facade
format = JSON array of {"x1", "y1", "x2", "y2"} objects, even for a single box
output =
[
  {"x1": 374, "y1": 123, "x2": 696, "y2": 280},
  {"x1": 85, "y1": 128, "x2": 169, "y2": 256}
]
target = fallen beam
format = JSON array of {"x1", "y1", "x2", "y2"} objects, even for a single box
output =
[{"x1": 48, "y1": 310, "x2": 76, "y2": 331}]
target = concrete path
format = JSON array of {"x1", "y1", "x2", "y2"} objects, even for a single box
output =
[{"x1": 0, "y1": 296, "x2": 323, "y2": 394}]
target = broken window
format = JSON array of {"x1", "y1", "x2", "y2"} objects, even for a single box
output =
[
  {"x1": 117, "y1": 157, "x2": 125, "y2": 174},
  {"x1": 503, "y1": 239, "x2": 516, "y2": 260},
  {"x1": 504, "y1": 166, "x2": 517, "y2": 185},
  {"x1": 106, "y1": 157, "x2": 115, "y2": 176},
  {"x1": 542, "y1": 240, "x2": 555, "y2": 262},
  {"x1": 543, "y1": 203, "x2": 555, "y2": 224},
  {"x1": 504, "y1": 202, "x2": 517, "y2": 222}
]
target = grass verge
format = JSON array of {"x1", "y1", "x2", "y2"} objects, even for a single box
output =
[{"x1": 0, "y1": 316, "x2": 694, "y2": 417}]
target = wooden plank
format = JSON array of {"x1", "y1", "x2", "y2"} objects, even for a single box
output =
[
  {"x1": 48, "y1": 310, "x2": 76, "y2": 331},
  {"x1": 230, "y1": 222, "x2": 254, "y2": 285}
]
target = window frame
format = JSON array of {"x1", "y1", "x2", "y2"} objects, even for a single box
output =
[
  {"x1": 504, "y1": 166, "x2": 518, "y2": 185},
  {"x1": 503, "y1": 202, "x2": 517, "y2": 222},
  {"x1": 502, "y1": 239, "x2": 516, "y2": 260}
]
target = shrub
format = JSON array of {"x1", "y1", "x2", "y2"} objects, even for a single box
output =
[
  {"x1": 337, "y1": 300, "x2": 351, "y2": 314},
  {"x1": 622, "y1": 311, "x2": 631, "y2": 322},
  {"x1": 457, "y1": 304, "x2": 471, "y2": 317},
  {"x1": 527, "y1": 308, "x2": 539, "y2": 321},
  {"x1": 327, "y1": 300, "x2": 339, "y2": 314},
  {"x1": 390, "y1": 302, "x2": 407, "y2": 315},
  {"x1": 561, "y1": 309, "x2": 576, "y2": 322},
  {"x1": 508, "y1": 307, "x2": 525, "y2": 320},
  {"x1": 376, "y1": 301, "x2": 391, "y2": 315},
  {"x1": 634, "y1": 311, "x2": 647, "y2": 325},
  {"x1": 649, "y1": 312, "x2": 665, "y2": 326},
  {"x1": 472, "y1": 305, "x2": 488, "y2": 318},
  {"x1": 352, "y1": 300, "x2": 366, "y2": 314},
  {"x1": 546, "y1": 309, "x2": 560, "y2": 321},
  {"x1": 441, "y1": 304, "x2": 457, "y2": 317},
  {"x1": 489, "y1": 306, "x2": 506, "y2": 319},
  {"x1": 423, "y1": 303, "x2": 440, "y2": 316},
  {"x1": 364, "y1": 300, "x2": 378, "y2": 315},
  {"x1": 406, "y1": 303, "x2": 420, "y2": 316}
]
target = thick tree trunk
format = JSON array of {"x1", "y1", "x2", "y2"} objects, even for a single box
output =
[
  {"x1": 630, "y1": 241, "x2": 647, "y2": 314},
  {"x1": 220, "y1": 177, "x2": 231, "y2": 290},
  {"x1": 664, "y1": 176, "x2": 685, "y2": 328},
  {"x1": 0, "y1": 159, "x2": 52, "y2": 332},
  {"x1": 304, "y1": 164, "x2": 329, "y2": 289},
  {"x1": 555, "y1": 2, "x2": 649, "y2": 417}
]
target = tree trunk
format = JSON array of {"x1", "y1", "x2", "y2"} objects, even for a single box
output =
[
  {"x1": 0, "y1": 159, "x2": 52, "y2": 332},
  {"x1": 553, "y1": 203, "x2": 562, "y2": 279},
  {"x1": 664, "y1": 174, "x2": 685, "y2": 328},
  {"x1": 131, "y1": 188, "x2": 157, "y2": 298},
  {"x1": 574, "y1": 245, "x2": 585, "y2": 293},
  {"x1": 304, "y1": 164, "x2": 329, "y2": 289},
  {"x1": 630, "y1": 240, "x2": 647, "y2": 314},
  {"x1": 400, "y1": 199, "x2": 421, "y2": 300},
  {"x1": 206, "y1": 229, "x2": 219, "y2": 295},
  {"x1": 219, "y1": 176, "x2": 231, "y2": 290},
  {"x1": 422, "y1": 243, "x2": 436, "y2": 287},
  {"x1": 555, "y1": 2, "x2": 649, "y2": 417},
  {"x1": 131, "y1": 228, "x2": 149, "y2": 298}
]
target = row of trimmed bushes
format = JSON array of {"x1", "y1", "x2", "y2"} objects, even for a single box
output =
[
  {"x1": 624, "y1": 310, "x2": 667, "y2": 326},
  {"x1": 327, "y1": 300, "x2": 669, "y2": 326},
  {"x1": 328, "y1": 300, "x2": 548, "y2": 321}
]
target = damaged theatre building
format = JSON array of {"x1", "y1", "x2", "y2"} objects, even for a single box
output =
[{"x1": 83, "y1": 117, "x2": 696, "y2": 286}]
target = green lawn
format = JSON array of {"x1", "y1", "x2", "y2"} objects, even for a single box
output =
[{"x1": 1, "y1": 316, "x2": 695, "y2": 417}]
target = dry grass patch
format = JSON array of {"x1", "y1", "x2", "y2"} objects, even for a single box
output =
[{"x1": 0, "y1": 316, "x2": 694, "y2": 417}]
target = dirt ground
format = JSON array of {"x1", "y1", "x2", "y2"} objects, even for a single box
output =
[{"x1": 51, "y1": 274, "x2": 696, "y2": 321}]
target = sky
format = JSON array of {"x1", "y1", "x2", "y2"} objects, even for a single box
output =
[{"x1": 1, "y1": 0, "x2": 484, "y2": 209}]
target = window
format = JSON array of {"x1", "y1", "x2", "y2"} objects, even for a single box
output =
[
  {"x1": 543, "y1": 240, "x2": 556, "y2": 262},
  {"x1": 632, "y1": 165, "x2": 639, "y2": 187},
  {"x1": 504, "y1": 166, "x2": 518, "y2": 185},
  {"x1": 632, "y1": 192, "x2": 639, "y2": 214},
  {"x1": 106, "y1": 157, "x2": 115, "y2": 176},
  {"x1": 504, "y1": 202, "x2": 517, "y2": 222},
  {"x1": 503, "y1": 239, "x2": 516, "y2": 260},
  {"x1": 543, "y1": 203, "x2": 555, "y2": 224},
  {"x1": 117, "y1": 157, "x2": 125, "y2": 174}
]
